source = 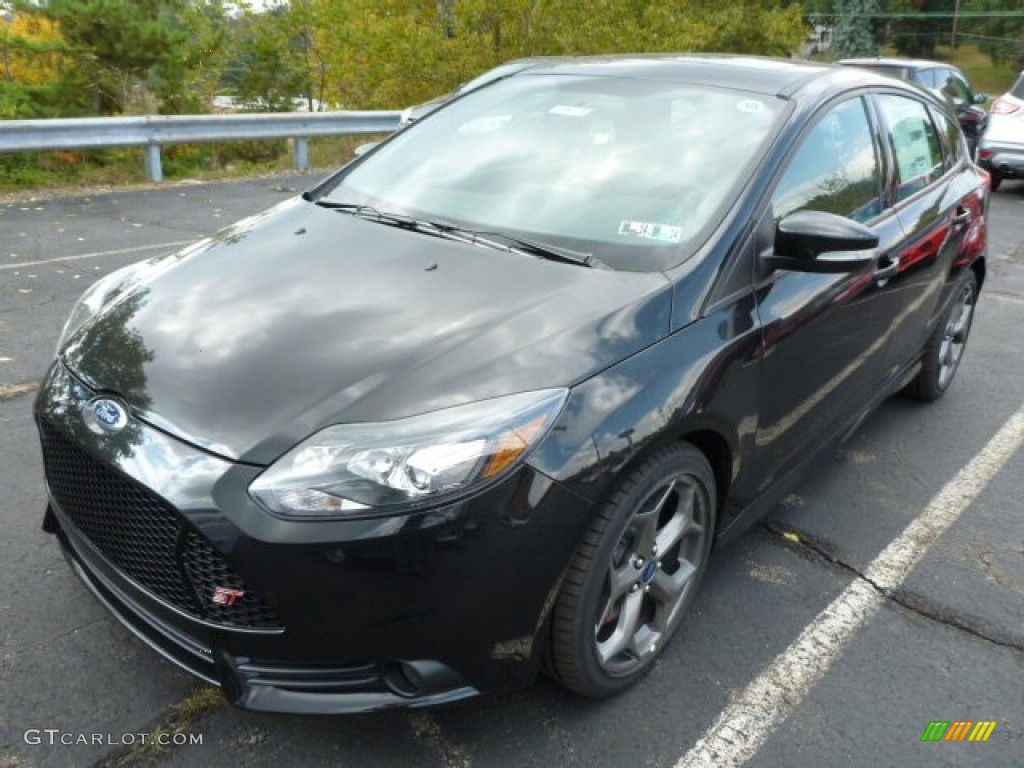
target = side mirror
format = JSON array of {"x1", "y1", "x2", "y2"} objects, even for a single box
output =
[
  {"x1": 763, "y1": 210, "x2": 879, "y2": 274},
  {"x1": 353, "y1": 141, "x2": 380, "y2": 158}
]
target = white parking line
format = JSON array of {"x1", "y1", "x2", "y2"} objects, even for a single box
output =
[
  {"x1": 677, "y1": 403, "x2": 1024, "y2": 768},
  {"x1": 0, "y1": 241, "x2": 193, "y2": 271}
]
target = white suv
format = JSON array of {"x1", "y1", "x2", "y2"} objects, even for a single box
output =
[{"x1": 977, "y1": 72, "x2": 1024, "y2": 191}]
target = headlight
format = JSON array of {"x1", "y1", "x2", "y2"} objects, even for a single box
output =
[
  {"x1": 249, "y1": 389, "x2": 567, "y2": 518},
  {"x1": 56, "y1": 261, "x2": 150, "y2": 352}
]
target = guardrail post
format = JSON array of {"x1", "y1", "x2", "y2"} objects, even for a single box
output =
[
  {"x1": 294, "y1": 137, "x2": 309, "y2": 171},
  {"x1": 145, "y1": 143, "x2": 163, "y2": 183}
]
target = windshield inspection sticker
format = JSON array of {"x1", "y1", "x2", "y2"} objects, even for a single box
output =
[
  {"x1": 618, "y1": 220, "x2": 683, "y2": 244},
  {"x1": 549, "y1": 104, "x2": 592, "y2": 118},
  {"x1": 736, "y1": 99, "x2": 765, "y2": 113}
]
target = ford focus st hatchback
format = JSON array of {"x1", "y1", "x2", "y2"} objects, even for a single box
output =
[{"x1": 36, "y1": 56, "x2": 988, "y2": 714}]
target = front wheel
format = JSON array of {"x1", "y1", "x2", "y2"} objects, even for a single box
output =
[
  {"x1": 904, "y1": 270, "x2": 978, "y2": 402},
  {"x1": 546, "y1": 443, "x2": 716, "y2": 698}
]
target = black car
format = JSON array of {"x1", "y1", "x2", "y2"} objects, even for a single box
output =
[
  {"x1": 839, "y1": 57, "x2": 989, "y2": 153},
  {"x1": 36, "y1": 55, "x2": 989, "y2": 714}
]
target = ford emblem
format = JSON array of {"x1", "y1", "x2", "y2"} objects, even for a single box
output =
[{"x1": 83, "y1": 397, "x2": 129, "y2": 435}]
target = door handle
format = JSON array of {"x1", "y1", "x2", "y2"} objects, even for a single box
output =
[
  {"x1": 873, "y1": 254, "x2": 900, "y2": 285},
  {"x1": 953, "y1": 207, "x2": 972, "y2": 232}
]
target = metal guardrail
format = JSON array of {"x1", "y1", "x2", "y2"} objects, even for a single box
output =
[{"x1": 0, "y1": 111, "x2": 403, "y2": 182}]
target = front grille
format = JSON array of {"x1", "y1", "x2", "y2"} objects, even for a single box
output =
[{"x1": 40, "y1": 420, "x2": 281, "y2": 629}]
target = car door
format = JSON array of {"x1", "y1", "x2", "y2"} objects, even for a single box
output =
[
  {"x1": 752, "y1": 95, "x2": 906, "y2": 489},
  {"x1": 871, "y1": 91, "x2": 978, "y2": 375}
]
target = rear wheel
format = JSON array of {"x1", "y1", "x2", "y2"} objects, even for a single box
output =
[
  {"x1": 990, "y1": 173, "x2": 1003, "y2": 192},
  {"x1": 904, "y1": 270, "x2": 978, "y2": 402},
  {"x1": 546, "y1": 443, "x2": 715, "y2": 697}
]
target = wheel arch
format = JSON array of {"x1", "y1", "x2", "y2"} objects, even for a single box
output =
[
  {"x1": 969, "y1": 254, "x2": 986, "y2": 290},
  {"x1": 679, "y1": 428, "x2": 733, "y2": 534}
]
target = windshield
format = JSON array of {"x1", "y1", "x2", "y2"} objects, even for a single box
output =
[{"x1": 319, "y1": 74, "x2": 786, "y2": 271}]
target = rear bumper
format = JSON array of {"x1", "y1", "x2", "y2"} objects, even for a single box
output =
[{"x1": 978, "y1": 140, "x2": 1024, "y2": 178}]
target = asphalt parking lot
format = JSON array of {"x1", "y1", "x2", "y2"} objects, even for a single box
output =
[{"x1": 1, "y1": 173, "x2": 1022, "y2": 768}]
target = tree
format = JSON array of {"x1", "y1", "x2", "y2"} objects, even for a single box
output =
[
  {"x1": 965, "y1": 0, "x2": 1024, "y2": 69},
  {"x1": 831, "y1": 0, "x2": 879, "y2": 58},
  {"x1": 308, "y1": 0, "x2": 808, "y2": 110},
  {"x1": 0, "y1": 5, "x2": 68, "y2": 118},
  {"x1": 151, "y1": 1, "x2": 233, "y2": 114},
  {"x1": 38, "y1": 0, "x2": 201, "y2": 114},
  {"x1": 227, "y1": 2, "x2": 312, "y2": 111},
  {"x1": 888, "y1": 0, "x2": 953, "y2": 59}
]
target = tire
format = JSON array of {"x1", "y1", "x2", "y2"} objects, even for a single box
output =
[
  {"x1": 546, "y1": 443, "x2": 716, "y2": 698},
  {"x1": 990, "y1": 173, "x2": 1002, "y2": 192},
  {"x1": 904, "y1": 270, "x2": 978, "y2": 402}
]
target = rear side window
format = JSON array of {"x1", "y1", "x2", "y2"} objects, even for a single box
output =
[
  {"x1": 929, "y1": 106, "x2": 964, "y2": 170},
  {"x1": 876, "y1": 94, "x2": 944, "y2": 202},
  {"x1": 916, "y1": 69, "x2": 938, "y2": 89},
  {"x1": 772, "y1": 97, "x2": 883, "y2": 224}
]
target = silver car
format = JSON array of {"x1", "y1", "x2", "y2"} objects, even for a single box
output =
[{"x1": 977, "y1": 71, "x2": 1024, "y2": 191}]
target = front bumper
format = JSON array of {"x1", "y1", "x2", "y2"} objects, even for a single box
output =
[{"x1": 36, "y1": 362, "x2": 593, "y2": 713}]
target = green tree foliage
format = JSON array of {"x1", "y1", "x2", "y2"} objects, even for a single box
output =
[
  {"x1": 964, "y1": 0, "x2": 1024, "y2": 69},
  {"x1": 0, "y1": 7, "x2": 69, "y2": 118},
  {"x1": 304, "y1": 0, "x2": 807, "y2": 109},
  {"x1": 831, "y1": 0, "x2": 879, "y2": 58},
  {"x1": 33, "y1": 0, "x2": 228, "y2": 115},
  {"x1": 152, "y1": 1, "x2": 233, "y2": 114},
  {"x1": 227, "y1": 1, "x2": 312, "y2": 111},
  {"x1": 888, "y1": 0, "x2": 953, "y2": 59}
]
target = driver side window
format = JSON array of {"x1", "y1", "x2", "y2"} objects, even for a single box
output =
[{"x1": 772, "y1": 97, "x2": 883, "y2": 225}]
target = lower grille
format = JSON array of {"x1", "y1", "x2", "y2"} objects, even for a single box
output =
[{"x1": 40, "y1": 420, "x2": 281, "y2": 629}]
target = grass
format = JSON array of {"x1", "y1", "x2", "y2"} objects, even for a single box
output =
[
  {"x1": 0, "y1": 133, "x2": 385, "y2": 195},
  {"x1": 934, "y1": 44, "x2": 1018, "y2": 95},
  {"x1": 97, "y1": 685, "x2": 223, "y2": 767}
]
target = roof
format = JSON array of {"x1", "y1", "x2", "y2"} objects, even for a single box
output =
[
  {"x1": 838, "y1": 57, "x2": 954, "y2": 71},
  {"x1": 518, "y1": 54, "x2": 884, "y2": 98}
]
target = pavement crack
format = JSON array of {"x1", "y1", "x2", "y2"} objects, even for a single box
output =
[
  {"x1": 406, "y1": 712, "x2": 471, "y2": 768},
  {"x1": 760, "y1": 522, "x2": 1024, "y2": 654},
  {"x1": 4, "y1": 617, "x2": 106, "y2": 660}
]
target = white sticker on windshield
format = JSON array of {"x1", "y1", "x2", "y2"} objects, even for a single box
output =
[
  {"x1": 618, "y1": 220, "x2": 683, "y2": 244},
  {"x1": 736, "y1": 99, "x2": 765, "y2": 113},
  {"x1": 549, "y1": 105, "x2": 592, "y2": 118},
  {"x1": 458, "y1": 115, "x2": 512, "y2": 134}
]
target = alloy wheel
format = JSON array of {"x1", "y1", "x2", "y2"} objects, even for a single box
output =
[{"x1": 594, "y1": 476, "x2": 710, "y2": 676}]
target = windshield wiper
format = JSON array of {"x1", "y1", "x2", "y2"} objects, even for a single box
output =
[
  {"x1": 428, "y1": 224, "x2": 601, "y2": 268},
  {"x1": 314, "y1": 199, "x2": 600, "y2": 268},
  {"x1": 313, "y1": 201, "x2": 421, "y2": 229}
]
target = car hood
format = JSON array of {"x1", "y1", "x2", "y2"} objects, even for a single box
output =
[{"x1": 62, "y1": 198, "x2": 672, "y2": 464}]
